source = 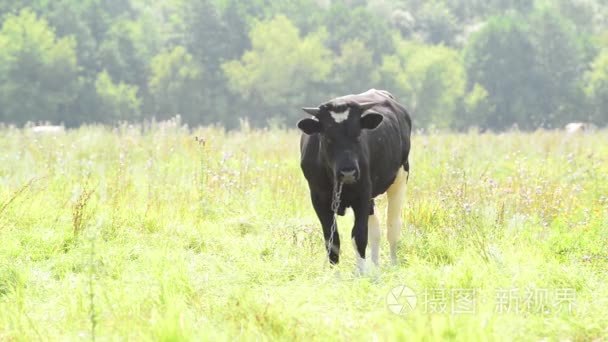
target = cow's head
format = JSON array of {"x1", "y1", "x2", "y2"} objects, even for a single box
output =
[{"x1": 297, "y1": 101, "x2": 383, "y2": 184}]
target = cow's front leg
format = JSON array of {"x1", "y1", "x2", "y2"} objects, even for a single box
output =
[
  {"x1": 352, "y1": 201, "x2": 370, "y2": 275},
  {"x1": 311, "y1": 192, "x2": 340, "y2": 265}
]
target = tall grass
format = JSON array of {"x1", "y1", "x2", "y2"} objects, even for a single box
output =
[{"x1": 0, "y1": 122, "x2": 607, "y2": 340}]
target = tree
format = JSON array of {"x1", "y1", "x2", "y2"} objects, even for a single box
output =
[
  {"x1": 321, "y1": 2, "x2": 395, "y2": 62},
  {"x1": 552, "y1": 0, "x2": 603, "y2": 33},
  {"x1": 1, "y1": 0, "x2": 607, "y2": 129},
  {"x1": 175, "y1": 0, "x2": 252, "y2": 127},
  {"x1": 415, "y1": 2, "x2": 460, "y2": 45},
  {"x1": 94, "y1": 71, "x2": 141, "y2": 122},
  {"x1": 527, "y1": 5, "x2": 588, "y2": 127},
  {"x1": 222, "y1": 15, "x2": 333, "y2": 126},
  {"x1": 40, "y1": 0, "x2": 144, "y2": 124},
  {"x1": 179, "y1": 0, "x2": 245, "y2": 69},
  {"x1": 148, "y1": 46, "x2": 205, "y2": 123},
  {"x1": 445, "y1": 0, "x2": 493, "y2": 23},
  {"x1": 464, "y1": 8, "x2": 589, "y2": 130},
  {"x1": 584, "y1": 50, "x2": 608, "y2": 125},
  {"x1": 0, "y1": 9, "x2": 79, "y2": 125},
  {"x1": 461, "y1": 83, "x2": 494, "y2": 131},
  {"x1": 379, "y1": 38, "x2": 465, "y2": 129},
  {"x1": 332, "y1": 40, "x2": 378, "y2": 96},
  {"x1": 464, "y1": 15, "x2": 539, "y2": 130},
  {"x1": 98, "y1": 16, "x2": 163, "y2": 93},
  {"x1": 27, "y1": 0, "x2": 137, "y2": 79}
]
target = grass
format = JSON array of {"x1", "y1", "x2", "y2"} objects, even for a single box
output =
[{"x1": 0, "y1": 119, "x2": 607, "y2": 341}]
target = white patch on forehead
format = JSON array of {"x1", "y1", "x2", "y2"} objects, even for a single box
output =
[{"x1": 330, "y1": 109, "x2": 350, "y2": 123}]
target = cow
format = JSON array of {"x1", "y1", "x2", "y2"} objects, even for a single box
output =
[{"x1": 297, "y1": 89, "x2": 412, "y2": 274}]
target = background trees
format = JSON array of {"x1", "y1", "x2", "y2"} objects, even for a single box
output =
[
  {"x1": 380, "y1": 38, "x2": 465, "y2": 128},
  {"x1": 585, "y1": 50, "x2": 608, "y2": 126},
  {"x1": 463, "y1": 15, "x2": 540, "y2": 130},
  {"x1": 0, "y1": 0, "x2": 606, "y2": 130},
  {"x1": 222, "y1": 15, "x2": 333, "y2": 125},
  {"x1": 148, "y1": 46, "x2": 206, "y2": 123},
  {"x1": 0, "y1": 9, "x2": 79, "y2": 125}
]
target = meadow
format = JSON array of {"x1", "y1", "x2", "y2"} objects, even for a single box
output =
[{"x1": 0, "y1": 119, "x2": 607, "y2": 341}]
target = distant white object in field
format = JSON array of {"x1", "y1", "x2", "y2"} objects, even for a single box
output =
[
  {"x1": 565, "y1": 122, "x2": 593, "y2": 134},
  {"x1": 31, "y1": 125, "x2": 65, "y2": 134}
]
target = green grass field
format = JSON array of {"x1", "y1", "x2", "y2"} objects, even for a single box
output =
[{"x1": 0, "y1": 121, "x2": 607, "y2": 341}]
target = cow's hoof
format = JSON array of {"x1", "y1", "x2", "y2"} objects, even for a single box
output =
[
  {"x1": 390, "y1": 249, "x2": 399, "y2": 266},
  {"x1": 354, "y1": 267, "x2": 366, "y2": 277},
  {"x1": 354, "y1": 261, "x2": 367, "y2": 276},
  {"x1": 371, "y1": 256, "x2": 379, "y2": 268}
]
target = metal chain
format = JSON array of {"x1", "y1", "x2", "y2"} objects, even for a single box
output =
[{"x1": 327, "y1": 181, "x2": 343, "y2": 258}]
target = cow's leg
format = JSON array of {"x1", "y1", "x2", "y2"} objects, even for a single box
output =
[
  {"x1": 352, "y1": 201, "x2": 370, "y2": 275},
  {"x1": 368, "y1": 214, "x2": 381, "y2": 266},
  {"x1": 311, "y1": 192, "x2": 340, "y2": 264},
  {"x1": 386, "y1": 168, "x2": 408, "y2": 265}
]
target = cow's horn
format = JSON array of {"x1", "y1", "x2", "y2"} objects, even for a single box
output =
[
  {"x1": 301, "y1": 107, "x2": 321, "y2": 116},
  {"x1": 358, "y1": 102, "x2": 376, "y2": 112}
]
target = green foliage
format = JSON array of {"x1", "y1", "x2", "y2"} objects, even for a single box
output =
[
  {"x1": 321, "y1": 2, "x2": 395, "y2": 61},
  {"x1": 415, "y1": 2, "x2": 460, "y2": 45},
  {"x1": 148, "y1": 46, "x2": 205, "y2": 122},
  {"x1": 464, "y1": 15, "x2": 539, "y2": 129},
  {"x1": 465, "y1": 8, "x2": 590, "y2": 129},
  {"x1": 94, "y1": 71, "x2": 141, "y2": 122},
  {"x1": 222, "y1": 15, "x2": 332, "y2": 125},
  {"x1": 527, "y1": 4, "x2": 588, "y2": 126},
  {"x1": 0, "y1": 9, "x2": 79, "y2": 124},
  {"x1": 0, "y1": 0, "x2": 607, "y2": 129},
  {"x1": 332, "y1": 40, "x2": 378, "y2": 95},
  {"x1": 462, "y1": 83, "x2": 493, "y2": 130},
  {"x1": 584, "y1": 50, "x2": 608, "y2": 125},
  {"x1": 380, "y1": 38, "x2": 465, "y2": 128},
  {"x1": 552, "y1": 0, "x2": 604, "y2": 33},
  {"x1": 98, "y1": 17, "x2": 162, "y2": 92}
]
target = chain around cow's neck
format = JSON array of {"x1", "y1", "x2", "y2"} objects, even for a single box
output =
[{"x1": 327, "y1": 180, "x2": 343, "y2": 259}]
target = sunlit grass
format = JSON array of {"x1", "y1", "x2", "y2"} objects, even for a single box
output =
[{"x1": 0, "y1": 121, "x2": 607, "y2": 340}]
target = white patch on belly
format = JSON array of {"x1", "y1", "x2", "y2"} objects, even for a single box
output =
[{"x1": 330, "y1": 109, "x2": 350, "y2": 123}]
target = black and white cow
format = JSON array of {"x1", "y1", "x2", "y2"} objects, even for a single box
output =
[{"x1": 297, "y1": 89, "x2": 412, "y2": 273}]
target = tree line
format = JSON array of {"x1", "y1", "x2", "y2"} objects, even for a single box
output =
[{"x1": 0, "y1": 0, "x2": 607, "y2": 130}]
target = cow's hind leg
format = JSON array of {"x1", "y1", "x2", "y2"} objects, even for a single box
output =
[
  {"x1": 386, "y1": 168, "x2": 408, "y2": 265},
  {"x1": 368, "y1": 214, "x2": 381, "y2": 266}
]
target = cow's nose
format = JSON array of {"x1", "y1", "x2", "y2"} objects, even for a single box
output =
[
  {"x1": 339, "y1": 169, "x2": 358, "y2": 183},
  {"x1": 340, "y1": 169, "x2": 356, "y2": 177}
]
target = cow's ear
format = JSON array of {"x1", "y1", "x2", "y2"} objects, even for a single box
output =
[
  {"x1": 361, "y1": 112, "x2": 383, "y2": 130},
  {"x1": 297, "y1": 118, "x2": 322, "y2": 135}
]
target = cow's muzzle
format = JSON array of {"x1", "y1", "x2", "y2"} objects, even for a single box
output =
[{"x1": 338, "y1": 168, "x2": 359, "y2": 184}]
